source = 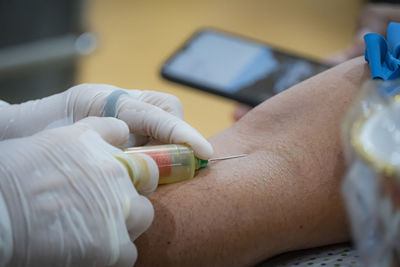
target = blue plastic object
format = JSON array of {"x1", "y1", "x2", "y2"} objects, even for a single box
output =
[{"x1": 365, "y1": 22, "x2": 400, "y2": 80}]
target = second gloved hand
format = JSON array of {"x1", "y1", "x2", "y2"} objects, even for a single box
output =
[
  {"x1": 0, "y1": 84, "x2": 213, "y2": 159},
  {"x1": 0, "y1": 117, "x2": 157, "y2": 267}
]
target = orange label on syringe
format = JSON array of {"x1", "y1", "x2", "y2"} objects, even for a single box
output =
[{"x1": 142, "y1": 148, "x2": 172, "y2": 178}]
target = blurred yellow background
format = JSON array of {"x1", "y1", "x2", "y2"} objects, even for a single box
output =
[{"x1": 79, "y1": 0, "x2": 363, "y2": 137}]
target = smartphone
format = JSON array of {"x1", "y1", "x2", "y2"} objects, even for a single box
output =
[{"x1": 161, "y1": 28, "x2": 330, "y2": 106}]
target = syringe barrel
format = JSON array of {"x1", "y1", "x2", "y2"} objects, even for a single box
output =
[{"x1": 124, "y1": 144, "x2": 197, "y2": 184}]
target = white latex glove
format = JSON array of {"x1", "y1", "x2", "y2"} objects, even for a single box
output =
[
  {"x1": 0, "y1": 100, "x2": 8, "y2": 107},
  {"x1": 0, "y1": 117, "x2": 158, "y2": 267},
  {"x1": 0, "y1": 84, "x2": 213, "y2": 159}
]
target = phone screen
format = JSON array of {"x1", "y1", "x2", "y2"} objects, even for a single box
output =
[{"x1": 162, "y1": 29, "x2": 329, "y2": 106}]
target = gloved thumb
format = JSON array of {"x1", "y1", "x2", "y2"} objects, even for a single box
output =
[
  {"x1": 74, "y1": 116, "x2": 130, "y2": 147},
  {"x1": 125, "y1": 195, "x2": 154, "y2": 241}
]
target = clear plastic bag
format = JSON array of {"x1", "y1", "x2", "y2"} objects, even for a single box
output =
[{"x1": 342, "y1": 79, "x2": 400, "y2": 266}]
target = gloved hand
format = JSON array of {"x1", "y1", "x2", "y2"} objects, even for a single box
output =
[
  {"x1": 0, "y1": 84, "x2": 213, "y2": 159},
  {"x1": 0, "y1": 117, "x2": 158, "y2": 267}
]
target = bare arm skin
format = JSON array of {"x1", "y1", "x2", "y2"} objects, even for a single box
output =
[{"x1": 135, "y1": 57, "x2": 369, "y2": 266}]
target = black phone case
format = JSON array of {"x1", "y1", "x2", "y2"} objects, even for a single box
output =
[{"x1": 160, "y1": 27, "x2": 329, "y2": 107}]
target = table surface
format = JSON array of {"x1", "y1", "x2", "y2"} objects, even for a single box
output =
[{"x1": 79, "y1": 0, "x2": 363, "y2": 138}]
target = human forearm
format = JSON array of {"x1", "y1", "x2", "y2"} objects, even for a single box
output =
[
  {"x1": 135, "y1": 57, "x2": 370, "y2": 266},
  {"x1": 136, "y1": 140, "x2": 305, "y2": 266}
]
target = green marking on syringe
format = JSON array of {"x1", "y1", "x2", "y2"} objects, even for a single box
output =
[{"x1": 195, "y1": 154, "x2": 248, "y2": 170}]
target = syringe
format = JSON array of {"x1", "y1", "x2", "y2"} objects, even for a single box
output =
[{"x1": 123, "y1": 144, "x2": 247, "y2": 185}]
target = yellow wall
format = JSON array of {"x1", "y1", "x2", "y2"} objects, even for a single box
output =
[{"x1": 79, "y1": 0, "x2": 363, "y2": 137}]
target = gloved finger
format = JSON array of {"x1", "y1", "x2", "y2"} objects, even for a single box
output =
[
  {"x1": 130, "y1": 153, "x2": 159, "y2": 195},
  {"x1": 69, "y1": 84, "x2": 184, "y2": 125},
  {"x1": 102, "y1": 88, "x2": 184, "y2": 147},
  {"x1": 125, "y1": 195, "x2": 154, "y2": 241},
  {"x1": 101, "y1": 87, "x2": 184, "y2": 118},
  {"x1": 68, "y1": 84, "x2": 123, "y2": 120},
  {"x1": 117, "y1": 100, "x2": 214, "y2": 159},
  {"x1": 134, "y1": 90, "x2": 184, "y2": 118},
  {"x1": 74, "y1": 117, "x2": 130, "y2": 146},
  {"x1": 115, "y1": 152, "x2": 159, "y2": 195},
  {"x1": 113, "y1": 241, "x2": 138, "y2": 267}
]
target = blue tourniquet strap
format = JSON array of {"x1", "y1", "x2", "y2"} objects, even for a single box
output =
[
  {"x1": 365, "y1": 22, "x2": 400, "y2": 80},
  {"x1": 103, "y1": 90, "x2": 128, "y2": 117}
]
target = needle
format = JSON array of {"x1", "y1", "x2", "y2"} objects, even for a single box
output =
[{"x1": 208, "y1": 154, "x2": 248, "y2": 162}]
